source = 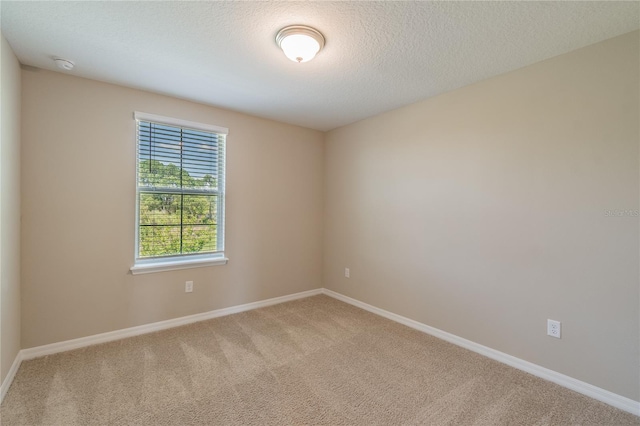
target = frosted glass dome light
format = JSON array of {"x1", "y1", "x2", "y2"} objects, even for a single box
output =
[{"x1": 276, "y1": 26, "x2": 325, "y2": 63}]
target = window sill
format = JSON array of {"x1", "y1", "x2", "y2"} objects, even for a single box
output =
[{"x1": 130, "y1": 255, "x2": 228, "y2": 275}]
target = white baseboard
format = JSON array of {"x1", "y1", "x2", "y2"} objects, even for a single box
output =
[
  {"x1": 321, "y1": 288, "x2": 640, "y2": 417},
  {"x1": 0, "y1": 350, "x2": 23, "y2": 403},
  {"x1": 20, "y1": 288, "x2": 322, "y2": 361},
  {"x1": 4, "y1": 287, "x2": 639, "y2": 417},
  {"x1": 1, "y1": 288, "x2": 321, "y2": 402}
]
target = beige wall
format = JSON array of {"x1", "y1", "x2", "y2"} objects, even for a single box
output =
[
  {"x1": 21, "y1": 69, "x2": 324, "y2": 348},
  {"x1": 1, "y1": 34, "x2": 22, "y2": 383},
  {"x1": 324, "y1": 31, "x2": 640, "y2": 401}
]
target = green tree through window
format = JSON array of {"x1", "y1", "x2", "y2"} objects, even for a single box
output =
[{"x1": 136, "y1": 116, "x2": 226, "y2": 259}]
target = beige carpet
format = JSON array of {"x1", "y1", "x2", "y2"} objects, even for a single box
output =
[{"x1": 1, "y1": 295, "x2": 638, "y2": 425}]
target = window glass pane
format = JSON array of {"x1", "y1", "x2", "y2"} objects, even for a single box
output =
[
  {"x1": 182, "y1": 130, "x2": 219, "y2": 190},
  {"x1": 182, "y1": 225, "x2": 217, "y2": 254},
  {"x1": 138, "y1": 159, "x2": 182, "y2": 189},
  {"x1": 139, "y1": 225, "x2": 182, "y2": 258},
  {"x1": 182, "y1": 195, "x2": 217, "y2": 225},
  {"x1": 139, "y1": 193, "x2": 181, "y2": 225}
]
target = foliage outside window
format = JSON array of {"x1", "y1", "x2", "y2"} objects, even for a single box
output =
[{"x1": 135, "y1": 113, "x2": 226, "y2": 262}]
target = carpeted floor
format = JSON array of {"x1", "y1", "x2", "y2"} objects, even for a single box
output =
[{"x1": 1, "y1": 295, "x2": 638, "y2": 425}]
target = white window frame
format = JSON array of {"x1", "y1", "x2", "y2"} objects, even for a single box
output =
[{"x1": 130, "y1": 112, "x2": 228, "y2": 275}]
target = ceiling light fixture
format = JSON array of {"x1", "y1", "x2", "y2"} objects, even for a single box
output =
[
  {"x1": 53, "y1": 58, "x2": 75, "y2": 71},
  {"x1": 276, "y1": 25, "x2": 325, "y2": 63}
]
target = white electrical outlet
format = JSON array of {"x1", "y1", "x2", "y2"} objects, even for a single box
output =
[
  {"x1": 344, "y1": 268, "x2": 350, "y2": 278},
  {"x1": 547, "y1": 319, "x2": 561, "y2": 338},
  {"x1": 185, "y1": 281, "x2": 193, "y2": 293}
]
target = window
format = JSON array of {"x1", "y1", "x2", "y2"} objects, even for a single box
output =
[{"x1": 130, "y1": 112, "x2": 228, "y2": 274}]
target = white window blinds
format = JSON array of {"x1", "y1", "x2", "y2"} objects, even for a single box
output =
[{"x1": 135, "y1": 112, "x2": 227, "y2": 260}]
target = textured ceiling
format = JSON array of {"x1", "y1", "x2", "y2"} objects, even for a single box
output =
[{"x1": 1, "y1": 1, "x2": 638, "y2": 131}]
